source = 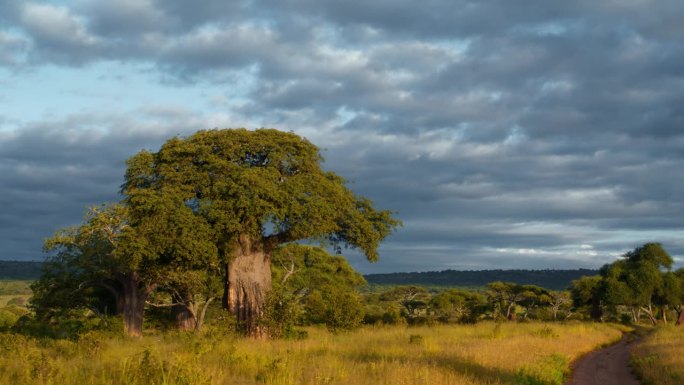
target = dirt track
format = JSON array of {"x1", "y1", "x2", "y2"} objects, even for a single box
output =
[{"x1": 565, "y1": 335, "x2": 641, "y2": 385}]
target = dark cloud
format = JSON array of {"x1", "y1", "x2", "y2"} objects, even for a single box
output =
[
  {"x1": 1, "y1": 0, "x2": 683, "y2": 271},
  {"x1": 0, "y1": 108, "x2": 234, "y2": 260}
]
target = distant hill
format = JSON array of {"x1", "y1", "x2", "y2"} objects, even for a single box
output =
[
  {"x1": 0, "y1": 261, "x2": 44, "y2": 280},
  {"x1": 364, "y1": 269, "x2": 599, "y2": 291}
]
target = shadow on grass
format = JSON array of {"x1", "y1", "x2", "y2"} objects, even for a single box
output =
[{"x1": 346, "y1": 350, "x2": 523, "y2": 385}]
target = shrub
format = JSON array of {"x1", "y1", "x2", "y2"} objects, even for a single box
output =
[
  {"x1": 261, "y1": 288, "x2": 303, "y2": 339},
  {"x1": 321, "y1": 290, "x2": 364, "y2": 332},
  {"x1": 0, "y1": 309, "x2": 19, "y2": 330}
]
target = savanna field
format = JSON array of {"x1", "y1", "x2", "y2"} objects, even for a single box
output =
[
  {"x1": 0, "y1": 322, "x2": 624, "y2": 385},
  {"x1": 631, "y1": 326, "x2": 684, "y2": 385}
]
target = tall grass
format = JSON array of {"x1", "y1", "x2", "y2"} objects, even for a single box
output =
[
  {"x1": 631, "y1": 326, "x2": 684, "y2": 385},
  {"x1": 0, "y1": 322, "x2": 622, "y2": 385}
]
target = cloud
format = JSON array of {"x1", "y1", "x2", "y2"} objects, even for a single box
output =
[
  {"x1": 0, "y1": 0, "x2": 683, "y2": 271},
  {"x1": 0, "y1": 106, "x2": 239, "y2": 260},
  {"x1": 0, "y1": 31, "x2": 29, "y2": 66},
  {"x1": 19, "y1": 3, "x2": 102, "y2": 64}
]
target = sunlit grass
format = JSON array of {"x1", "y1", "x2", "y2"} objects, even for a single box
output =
[
  {"x1": 631, "y1": 325, "x2": 684, "y2": 385},
  {"x1": 0, "y1": 322, "x2": 623, "y2": 385}
]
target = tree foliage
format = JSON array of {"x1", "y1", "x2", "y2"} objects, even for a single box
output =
[
  {"x1": 269, "y1": 244, "x2": 366, "y2": 333},
  {"x1": 570, "y1": 243, "x2": 683, "y2": 325},
  {"x1": 121, "y1": 129, "x2": 400, "y2": 336},
  {"x1": 122, "y1": 129, "x2": 399, "y2": 262}
]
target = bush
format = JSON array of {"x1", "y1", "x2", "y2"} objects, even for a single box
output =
[
  {"x1": 305, "y1": 288, "x2": 364, "y2": 331},
  {"x1": 261, "y1": 288, "x2": 303, "y2": 339},
  {"x1": 382, "y1": 306, "x2": 406, "y2": 325},
  {"x1": 320, "y1": 290, "x2": 364, "y2": 332},
  {"x1": 0, "y1": 309, "x2": 19, "y2": 330}
]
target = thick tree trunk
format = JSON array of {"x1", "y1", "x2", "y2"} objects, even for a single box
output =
[
  {"x1": 590, "y1": 300, "x2": 602, "y2": 321},
  {"x1": 173, "y1": 305, "x2": 197, "y2": 331},
  {"x1": 120, "y1": 274, "x2": 151, "y2": 338},
  {"x1": 223, "y1": 236, "x2": 272, "y2": 338}
]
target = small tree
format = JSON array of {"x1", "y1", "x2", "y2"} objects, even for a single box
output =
[
  {"x1": 547, "y1": 291, "x2": 572, "y2": 321},
  {"x1": 270, "y1": 244, "x2": 366, "y2": 333},
  {"x1": 672, "y1": 269, "x2": 684, "y2": 326},
  {"x1": 571, "y1": 275, "x2": 604, "y2": 321},
  {"x1": 147, "y1": 268, "x2": 223, "y2": 332},
  {"x1": 36, "y1": 204, "x2": 157, "y2": 337},
  {"x1": 36, "y1": 201, "x2": 217, "y2": 337},
  {"x1": 486, "y1": 282, "x2": 532, "y2": 321},
  {"x1": 379, "y1": 286, "x2": 432, "y2": 319},
  {"x1": 430, "y1": 289, "x2": 487, "y2": 323}
]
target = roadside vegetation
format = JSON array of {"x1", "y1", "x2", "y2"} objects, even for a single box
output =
[{"x1": 631, "y1": 326, "x2": 684, "y2": 385}]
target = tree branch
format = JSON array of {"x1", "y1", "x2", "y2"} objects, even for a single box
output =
[{"x1": 145, "y1": 300, "x2": 183, "y2": 308}]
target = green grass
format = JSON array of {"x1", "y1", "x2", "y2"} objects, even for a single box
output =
[{"x1": 0, "y1": 322, "x2": 624, "y2": 385}]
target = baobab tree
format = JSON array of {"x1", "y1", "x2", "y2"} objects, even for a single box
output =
[{"x1": 122, "y1": 129, "x2": 400, "y2": 337}]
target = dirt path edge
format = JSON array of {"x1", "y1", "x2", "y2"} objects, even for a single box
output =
[{"x1": 565, "y1": 333, "x2": 642, "y2": 385}]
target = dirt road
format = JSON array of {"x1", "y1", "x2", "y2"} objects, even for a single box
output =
[{"x1": 565, "y1": 335, "x2": 641, "y2": 385}]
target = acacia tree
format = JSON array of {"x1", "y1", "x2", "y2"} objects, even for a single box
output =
[
  {"x1": 122, "y1": 129, "x2": 400, "y2": 337},
  {"x1": 623, "y1": 243, "x2": 673, "y2": 325},
  {"x1": 570, "y1": 275, "x2": 604, "y2": 321},
  {"x1": 597, "y1": 243, "x2": 672, "y2": 325},
  {"x1": 430, "y1": 289, "x2": 487, "y2": 323},
  {"x1": 547, "y1": 291, "x2": 572, "y2": 321},
  {"x1": 379, "y1": 286, "x2": 432, "y2": 318},
  {"x1": 670, "y1": 269, "x2": 684, "y2": 326},
  {"x1": 486, "y1": 281, "x2": 539, "y2": 321}
]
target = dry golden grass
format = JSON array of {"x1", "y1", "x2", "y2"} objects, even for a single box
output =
[
  {"x1": 0, "y1": 294, "x2": 30, "y2": 307},
  {"x1": 0, "y1": 322, "x2": 623, "y2": 385},
  {"x1": 631, "y1": 326, "x2": 684, "y2": 385}
]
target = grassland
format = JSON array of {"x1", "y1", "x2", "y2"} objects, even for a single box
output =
[
  {"x1": 0, "y1": 322, "x2": 624, "y2": 385},
  {"x1": 0, "y1": 280, "x2": 32, "y2": 307},
  {"x1": 0, "y1": 280, "x2": 32, "y2": 295},
  {"x1": 631, "y1": 326, "x2": 684, "y2": 385}
]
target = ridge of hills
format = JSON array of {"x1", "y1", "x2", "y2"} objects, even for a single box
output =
[
  {"x1": 0, "y1": 261, "x2": 44, "y2": 280},
  {"x1": 364, "y1": 268, "x2": 599, "y2": 291}
]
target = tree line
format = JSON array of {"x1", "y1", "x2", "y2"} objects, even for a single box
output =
[
  {"x1": 365, "y1": 269, "x2": 599, "y2": 291},
  {"x1": 18, "y1": 242, "x2": 683, "y2": 339}
]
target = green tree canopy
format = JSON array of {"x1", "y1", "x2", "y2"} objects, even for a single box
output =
[{"x1": 121, "y1": 129, "x2": 400, "y2": 336}]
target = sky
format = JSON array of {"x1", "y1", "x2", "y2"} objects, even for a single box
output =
[{"x1": 1, "y1": 0, "x2": 683, "y2": 274}]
